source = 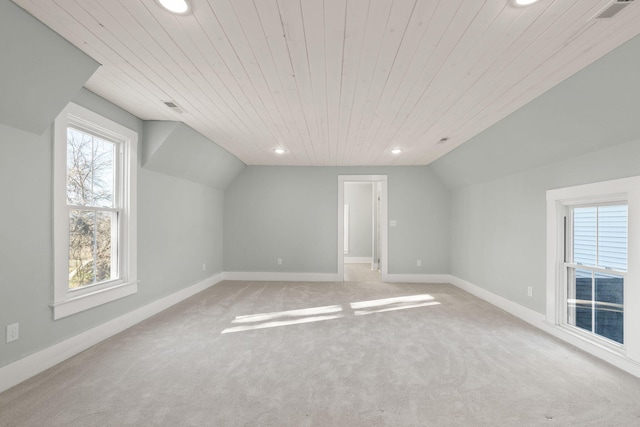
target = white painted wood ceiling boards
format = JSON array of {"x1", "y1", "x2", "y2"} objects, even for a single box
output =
[{"x1": 12, "y1": 0, "x2": 640, "y2": 166}]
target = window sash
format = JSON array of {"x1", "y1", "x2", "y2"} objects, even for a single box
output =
[
  {"x1": 67, "y1": 206, "x2": 121, "y2": 291},
  {"x1": 568, "y1": 204, "x2": 628, "y2": 272},
  {"x1": 565, "y1": 265, "x2": 624, "y2": 345},
  {"x1": 66, "y1": 128, "x2": 123, "y2": 209},
  {"x1": 564, "y1": 262, "x2": 626, "y2": 276}
]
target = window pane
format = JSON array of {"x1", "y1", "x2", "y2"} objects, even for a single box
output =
[
  {"x1": 573, "y1": 207, "x2": 597, "y2": 266},
  {"x1": 66, "y1": 129, "x2": 92, "y2": 206},
  {"x1": 69, "y1": 210, "x2": 94, "y2": 288},
  {"x1": 67, "y1": 128, "x2": 115, "y2": 208},
  {"x1": 594, "y1": 272, "x2": 624, "y2": 344},
  {"x1": 568, "y1": 268, "x2": 593, "y2": 334},
  {"x1": 598, "y1": 205, "x2": 627, "y2": 271},
  {"x1": 68, "y1": 210, "x2": 116, "y2": 289},
  {"x1": 95, "y1": 211, "x2": 116, "y2": 283}
]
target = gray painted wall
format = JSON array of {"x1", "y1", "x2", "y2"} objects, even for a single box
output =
[
  {"x1": 0, "y1": 86, "x2": 229, "y2": 368},
  {"x1": 0, "y1": 0, "x2": 98, "y2": 134},
  {"x1": 223, "y1": 166, "x2": 450, "y2": 274},
  {"x1": 430, "y1": 34, "x2": 640, "y2": 314},
  {"x1": 344, "y1": 183, "x2": 373, "y2": 259},
  {"x1": 449, "y1": 138, "x2": 640, "y2": 314}
]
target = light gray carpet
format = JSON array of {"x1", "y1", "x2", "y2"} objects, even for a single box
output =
[
  {"x1": 344, "y1": 263, "x2": 380, "y2": 282},
  {"x1": 2, "y1": 280, "x2": 640, "y2": 426}
]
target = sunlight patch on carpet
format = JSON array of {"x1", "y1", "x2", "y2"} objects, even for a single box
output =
[{"x1": 221, "y1": 294, "x2": 440, "y2": 333}]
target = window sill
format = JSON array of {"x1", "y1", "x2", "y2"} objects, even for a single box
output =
[
  {"x1": 549, "y1": 322, "x2": 626, "y2": 357},
  {"x1": 52, "y1": 281, "x2": 138, "y2": 320}
]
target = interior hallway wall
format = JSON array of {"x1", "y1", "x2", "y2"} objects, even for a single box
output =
[{"x1": 344, "y1": 183, "x2": 373, "y2": 260}]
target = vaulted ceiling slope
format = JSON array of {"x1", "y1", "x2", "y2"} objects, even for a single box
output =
[
  {"x1": 430, "y1": 32, "x2": 640, "y2": 189},
  {"x1": 12, "y1": 0, "x2": 640, "y2": 166},
  {"x1": 143, "y1": 120, "x2": 246, "y2": 189}
]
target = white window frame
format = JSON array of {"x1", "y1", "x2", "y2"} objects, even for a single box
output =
[
  {"x1": 546, "y1": 176, "x2": 640, "y2": 363},
  {"x1": 52, "y1": 103, "x2": 138, "y2": 319}
]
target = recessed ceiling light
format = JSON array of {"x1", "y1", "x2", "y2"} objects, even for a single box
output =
[
  {"x1": 274, "y1": 148, "x2": 285, "y2": 154},
  {"x1": 157, "y1": 0, "x2": 190, "y2": 14},
  {"x1": 391, "y1": 148, "x2": 403, "y2": 154},
  {"x1": 512, "y1": 0, "x2": 540, "y2": 6},
  {"x1": 438, "y1": 137, "x2": 449, "y2": 144}
]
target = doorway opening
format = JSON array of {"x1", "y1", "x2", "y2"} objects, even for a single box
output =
[{"x1": 338, "y1": 175, "x2": 388, "y2": 282}]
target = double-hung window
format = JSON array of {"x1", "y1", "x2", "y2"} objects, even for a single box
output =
[
  {"x1": 565, "y1": 204, "x2": 627, "y2": 344},
  {"x1": 547, "y1": 177, "x2": 640, "y2": 369},
  {"x1": 53, "y1": 103, "x2": 137, "y2": 319}
]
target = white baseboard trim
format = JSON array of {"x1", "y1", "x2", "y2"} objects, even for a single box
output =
[
  {"x1": 448, "y1": 275, "x2": 640, "y2": 379},
  {"x1": 448, "y1": 275, "x2": 544, "y2": 326},
  {"x1": 344, "y1": 257, "x2": 372, "y2": 264},
  {"x1": 0, "y1": 272, "x2": 224, "y2": 394},
  {"x1": 383, "y1": 273, "x2": 452, "y2": 284},
  {"x1": 224, "y1": 271, "x2": 341, "y2": 282}
]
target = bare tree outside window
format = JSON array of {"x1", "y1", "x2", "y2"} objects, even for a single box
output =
[{"x1": 66, "y1": 128, "x2": 117, "y2": 289}]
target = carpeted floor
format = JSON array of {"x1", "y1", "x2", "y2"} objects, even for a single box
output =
[
  {"x1": 2, "y1": 280, "x2": 640, "y2": 426},
  {"x1": 344, "y1": 263, "x2": 380, "y2": 282}
]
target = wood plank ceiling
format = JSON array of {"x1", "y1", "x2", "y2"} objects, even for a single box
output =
[{"x1": 13, "y1": 0, "x2": 640, "y2": 166}]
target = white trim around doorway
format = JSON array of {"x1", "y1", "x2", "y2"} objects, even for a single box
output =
[{"x1": 338, "y1": 175, "x2": 388, "y2": 281}]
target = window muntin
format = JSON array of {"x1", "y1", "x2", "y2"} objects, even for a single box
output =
[{"x1": 566, "y1": 204, "x2": 627, "y2": 344}]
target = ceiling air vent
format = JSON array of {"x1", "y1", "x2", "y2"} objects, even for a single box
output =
[
  {"x1": 163, "y1": 100, "x2": 184, "y2": 114},
  {"x1": 594, "y1": 0, "x2": 635, "y2": 19}
]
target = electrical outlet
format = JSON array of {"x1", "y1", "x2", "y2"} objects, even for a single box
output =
[
  {"x1": 6, "y1": 323, "x2": 19, "y2": 343},
  {"x1": 527, "y1": 286, "x2": 533, "y2": 297},
  {"x1": 277, "y1": 258, "x2": 283, "y2": 265},
  {"x1": 417, "y1": 260, "x2": 422, "y2": 267},
  {"x1": 202, "y1": 263, "x2": 206, "y2": 271}
]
